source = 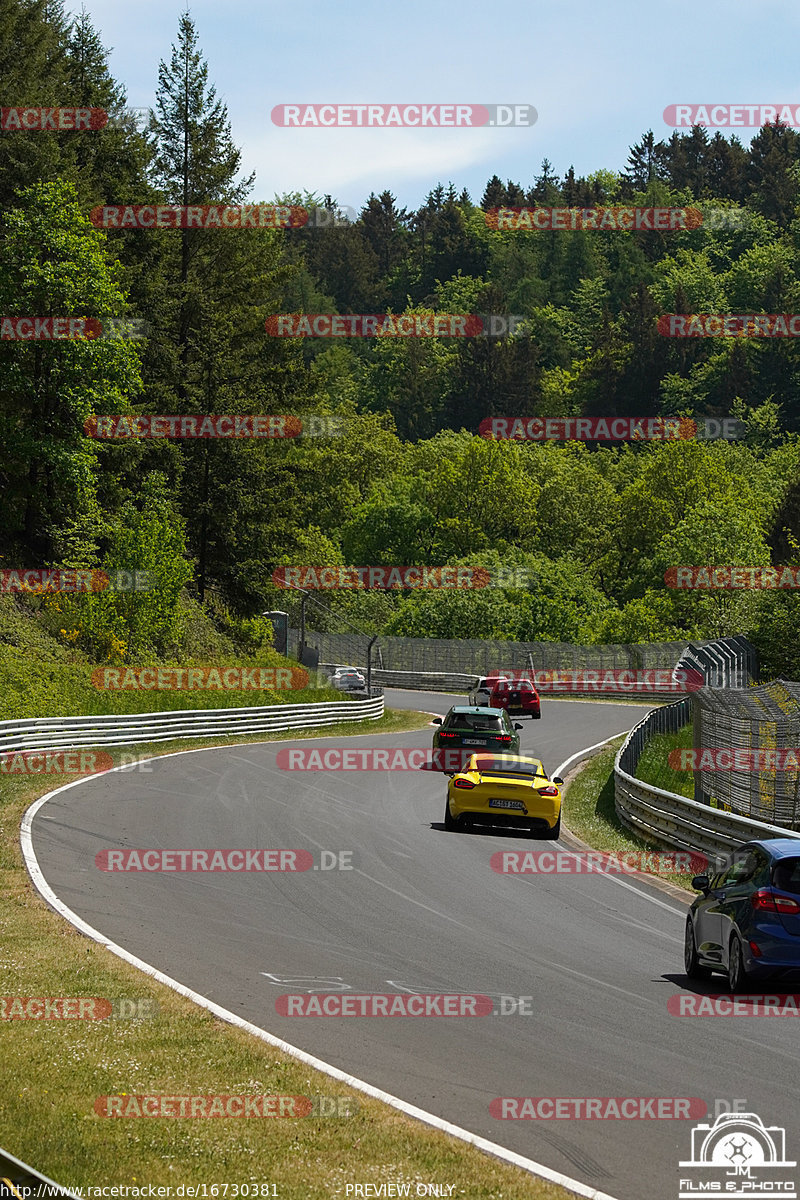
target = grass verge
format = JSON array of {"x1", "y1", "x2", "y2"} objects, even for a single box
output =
[
  {"x1": 561, "y1": 735, "x2": 698, "y2": 891},
  {"x1": 1, "y1": 707, "x2": 574, "y2": 1200},
  {"x1": 634, "y1": 726, "x2": 694, "y2": 798}
]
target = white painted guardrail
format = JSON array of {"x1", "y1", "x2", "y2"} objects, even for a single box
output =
[
  {"x1": 373, "y1": 668, "x2": 695, "y2": 698},
  {"x1": 614, "y1": 700, "x2": 800, "y2": 859},
  {"x1": 0, "y1": 695, "x2": 384, "y2": 755}
]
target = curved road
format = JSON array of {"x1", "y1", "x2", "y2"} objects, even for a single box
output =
[{"x1": 28, "y1": 691, "x2": 800, "y2": 1200}]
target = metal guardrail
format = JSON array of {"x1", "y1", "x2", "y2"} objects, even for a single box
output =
[
  {"x1": 614, "y1": 700, "x2": 800, "y2": 858},
  {"x1": 0, "y1": 696, "x2": 385, "y2": 756},
  {"x1": 372, "y1": 670, "x2": 476, "y2": 693},
  {"x1": 371, "y1": 668, "x2": 701, "y2": 699}
]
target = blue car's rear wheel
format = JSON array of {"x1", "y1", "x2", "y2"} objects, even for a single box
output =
[
  {"x1": 727, "y1": 933, "x2": 750, "y2": 993},
  {"x1": 684, "y1": 916, "x2": 711, "y2": 979}
]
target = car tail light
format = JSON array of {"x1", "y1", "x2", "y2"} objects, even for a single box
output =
[
  {"x1": 497, "y1": 735, "x2": 512, "y2": 745},
  {"x1": 749, "y1": 941, "x2": 763, "y2": 957},
  {"x1": 537, "y1": 785, "x2": 559, "y2": 797},
  {"x1": 453, "y1": 778, "x2": 475, "y2": 789},
  {"x1": 751, "y1": 889, "x2": 800, "y2": 914},
  {"x1": 438, "y1": 731, "x2": 457, "y2": 740}
]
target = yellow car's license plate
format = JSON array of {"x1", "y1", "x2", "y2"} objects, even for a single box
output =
[{"x1": 489, "y1": 798, "x2": 526, "y2": 810}]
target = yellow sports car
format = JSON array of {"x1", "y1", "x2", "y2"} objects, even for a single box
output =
[{"x1": 444, "y1": 753, "x2": 563, "y2": 838}]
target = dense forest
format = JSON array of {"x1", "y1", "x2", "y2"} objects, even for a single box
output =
[{"x1": 3, "y1": 0, "x2": 800, "y2": 681}]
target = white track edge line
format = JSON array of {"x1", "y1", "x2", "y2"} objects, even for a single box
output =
[
  {"x1": 20, "y1": 740, "x2": 623, "y2": 1200},
  {"x1": 555, "y1": 734, "x2": 687, "y2": 915}
]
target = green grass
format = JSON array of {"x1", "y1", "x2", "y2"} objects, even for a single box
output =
[
  {"x1": 562, "y1": 736, "x2": 698, "y2": 889},
  {"x1": 0, "y1": 707, "x2": 575, "y2": 1200},
  {"x1": 634, "y1": 725, "x2": 695, "y2": 799}
]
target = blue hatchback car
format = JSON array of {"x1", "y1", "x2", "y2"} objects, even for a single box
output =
[{"x1": 685, "y1": 839, "x2": 800, "y2": 992}]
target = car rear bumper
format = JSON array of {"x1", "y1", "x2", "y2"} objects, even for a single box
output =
[
  {"x1": 450, "y1": 797, "x2": 560, "y2": 826},
  {"x1": 743, "y1": 926, "x2": 800, "y2": 977},
  {"x1": 459, "y1": 811, "x2": 558, "y2": 833}
]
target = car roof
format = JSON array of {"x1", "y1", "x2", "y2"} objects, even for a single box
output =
[
  {"x1": 449, "y1": 705, "x2": 504, "y2": 715},
  {"x1": 746, "y1": 838, "x2": 800, "y2": 858}
]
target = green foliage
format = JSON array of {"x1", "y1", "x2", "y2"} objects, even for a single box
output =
[
  {"x1": 0, "y1": 179, "x2": 142, "y2": 561},
  {"x1": 41, "y1": 477, "x2": 193, "y2": 660},
  {"x1": 5, "y1": 0, "x2": 800, "y2": 684}
]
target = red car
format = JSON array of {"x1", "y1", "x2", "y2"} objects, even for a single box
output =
[{"x1": 468, "y1": 675, "x2": 541, "y2": 719}]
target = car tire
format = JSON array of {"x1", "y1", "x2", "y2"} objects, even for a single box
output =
[
  {"x1": 443, "y1": 795, "x2": 459, "y2": 831},
  {"x1": 727, "y1": 933, "x2": 750, "y2": 993},
  {"x1": 546, "y1": 812, "x2": 561, "y2": 840},
  {"x1": 684, "y1": 916, "x2": 712, "y2": 980},
  {"x1": 532, "y1": 711, "x2": 541, "y2": 719}
]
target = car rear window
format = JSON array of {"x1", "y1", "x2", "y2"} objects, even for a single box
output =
[
  {"x1": 447, "y1": 713, "x2": 504, "y2": 731},
  {"x1": 772, "y1": 858, "x2": 800, "y2": 894},
  {"x1": 475, "y1": 757, "x2": 543, "y2": 776}
]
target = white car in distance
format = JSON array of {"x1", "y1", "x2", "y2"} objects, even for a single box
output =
[{"x1": 327, "y1": 666, "x2": 367, "y2": 692}]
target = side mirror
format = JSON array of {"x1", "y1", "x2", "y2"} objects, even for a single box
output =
[
  {"x1": 691, "y1": 874, "x2": 710, "y2": 891},
  {"x1": 552, "y1": 776, "x2": 564, "y2": 785},
  {"x1": 432, "y1": 717, "x2": 442, "y2": 725},
  {"x1": 514, "y1": 723, "x2": 523, "y2": 730}
]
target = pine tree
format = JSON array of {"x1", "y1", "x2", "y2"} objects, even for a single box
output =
[
  {"x1": 360, "y1": 191, "x2": 409, "y2": 278},
  {"x1": 0, "y1": 0, "x2": 69, "y2": 207},
  {"x1": 706, "y1": 133, "x2": 748, "y2": 201},
  {"x1": 621, "y1": 131, "x2": 668, "y2": 195},
  {"x1": 146, "y1": 12, "x2": 275, "y2": 603},
  {"x1": 747, "y1": 122, "x2": 800, "y2": 226}
]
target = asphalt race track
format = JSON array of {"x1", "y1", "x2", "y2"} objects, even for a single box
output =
[{"x1": 27, "y1": 691, "x2": 800, "y2": 1200}]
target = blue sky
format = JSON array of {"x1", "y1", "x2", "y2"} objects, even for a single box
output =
[{"x1": 85, "y1": 0, "x2": 800, "y2": 212}]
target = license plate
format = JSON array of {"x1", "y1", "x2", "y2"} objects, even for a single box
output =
[
  {"x1": 464, "y1": 738, "x2": 486, "y2": 746},
  {"x1": 489, "y1": 798, "x2": 526, "y2": 811}
]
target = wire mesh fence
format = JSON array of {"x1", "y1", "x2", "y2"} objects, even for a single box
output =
[
  {"x1": 692, "y1": 680, "x2": 800, "y2": 829},
  {"x1": 291, "y1": 630, "x2": 719, "y2": 676}
]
